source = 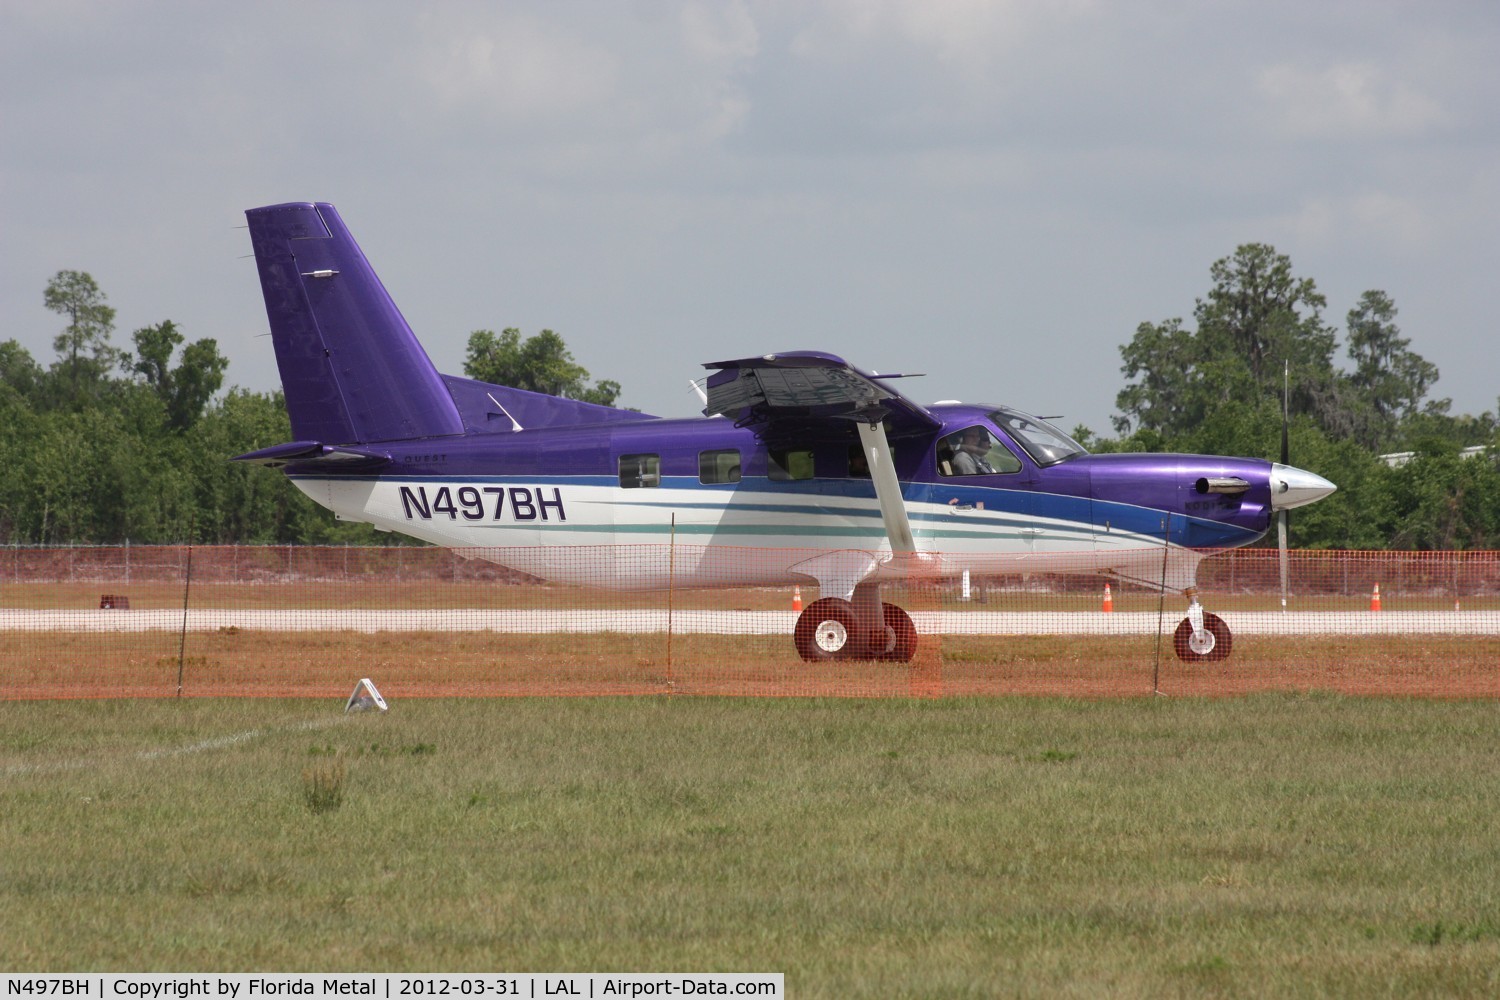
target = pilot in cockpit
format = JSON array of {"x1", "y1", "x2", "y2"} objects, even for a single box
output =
[{"x1": 950, "y1": 427, "x2": 997, "y2": 475}]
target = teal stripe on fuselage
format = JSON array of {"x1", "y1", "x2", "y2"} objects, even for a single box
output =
[{"x1": 292, "y1": 473, "x2": 1260, "y2": 549}]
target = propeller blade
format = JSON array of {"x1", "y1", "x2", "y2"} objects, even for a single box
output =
[
  {"x1": 1280, "y1": 387, "x2": 1290, "y2": 466},
  {"x1": 1277, "y1": 509, "x2": 1289, "y2": 611}
]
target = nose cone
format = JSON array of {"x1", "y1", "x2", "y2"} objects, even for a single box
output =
[{"x1": 1270, "y1": 463, "x2": 1337, "y2": 510}]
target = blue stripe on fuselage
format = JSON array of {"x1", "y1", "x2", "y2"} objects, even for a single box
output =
[{"x1": 290, "y1": 472, "x2": 1262, "y2": 550}]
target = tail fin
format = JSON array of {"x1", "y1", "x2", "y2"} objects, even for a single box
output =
[{"x1": 244, "y1": 202, "x2": 464, "y2": 444}]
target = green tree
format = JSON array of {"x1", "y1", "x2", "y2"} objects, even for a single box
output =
[
  {"x1": 0, "y1": 339, "x2": 43, "y2": 401},
  {"x1": 129, "y1": 320, "x2": 230, "y2": 430},
  {"x1": 1394, "y1": 404, "x2": 1499, "y2": 451},
  {"x1": 1344, "y1": 290, "x2": 1440, "y2": 450},
  {"x1": 43, "y1": 269, "x2": 120, "y2": 406},
  {"x1": 1112, "y1": 244, "x2": 1447, "y2": 455},
  {"x1": 1104, "y1": 245, "x2": 1498, "y2": 550},
  {"x1": 0, "y1": 389, "x2": 39, "y2": 539},
  {"x1": 1113, "y1": 318, "x2": 1204, "y2": 437},
  {"x1": 464, "y1": 328, "x2": 621, "y2": 406},
  {"x1": 183, "y1": 388, "x2": 415, "y2": 545},
  {"x1": 188, "y1": 388, "x2": 310, "y2": 543},
  {"x1": 0, "y1": 271, "x2": 430, "y2": 545},
  {"x1": 1197, "y1": 244, "x2": 1337, "y2": 383},
  {"x1": 1370, "y1": 448, "x2": 1500, "y2": 550},
  {"x1": 1114, "y1": 245, "x2": 1340, "y2": 439}
]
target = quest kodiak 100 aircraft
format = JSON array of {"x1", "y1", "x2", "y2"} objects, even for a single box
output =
[{"x1": 236, "y1": 202, "x2": 1336, "y2": 664}]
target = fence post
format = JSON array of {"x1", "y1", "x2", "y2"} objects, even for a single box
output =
[
  {"x1": 1453, "y1": 550, "x2": 1462, "y2": 610},
  {"x1": 176, "y1": 545, "x2": 194, "y2": 697},
  {"x1": 666, "y1": 516, "x2": 676, "y2": 692},
  {"x1": 1153, "y1": 515, "x2": 1170, "y2": 696}
]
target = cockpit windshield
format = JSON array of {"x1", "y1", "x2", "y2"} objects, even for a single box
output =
[{"x1": 989, "y1": 408, "x2": 1087, "y2": 467}]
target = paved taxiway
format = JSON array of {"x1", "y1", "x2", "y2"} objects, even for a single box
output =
[{"x1": 2, "y1": 609, "x2": 1493, "y2": 635}]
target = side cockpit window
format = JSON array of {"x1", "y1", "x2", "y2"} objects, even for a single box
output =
[
  {"x1": 938, "y1": 425, "x2": 1021, "y2": 477},
  {"x1": 990, "y1": 409, "x2": 1086, "y2": 466}
]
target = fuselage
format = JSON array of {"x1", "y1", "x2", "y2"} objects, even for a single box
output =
[{"x1": 287, "y1": 403, "x2": 1290, "y2": 592}]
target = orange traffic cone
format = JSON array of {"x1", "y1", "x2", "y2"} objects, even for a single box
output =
[
  {"x1": 1102, "y1": 582, "x2": 1114, "y2": 613},
  {"x1": 792, "y1": 585, "x2": 803, "y2": 612},
  {"x1": 1370, "y1": 582, "x2": 1382, "y2": 612}
]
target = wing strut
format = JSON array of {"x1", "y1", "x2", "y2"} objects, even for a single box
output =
[{"x1": 856, "y1": 420, "x2": 916, "y2": 553}]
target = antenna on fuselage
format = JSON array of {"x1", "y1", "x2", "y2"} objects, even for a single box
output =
[{"x1": 486, "y1": 393, "x2": 524, "y2": 432}]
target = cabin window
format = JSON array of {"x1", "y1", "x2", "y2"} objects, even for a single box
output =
[
  {"x1": 619, "y1": 453, "x2": 660, "y2": 488},
  {"x1": 768, "y1": 448, "x2": 815, "y2": 482},
  {"x1": 847, "y1": 445, "x2": 871, "y2": 478},
  {"x1": 937, "y1": 425, "x2": 1021, "y2": 477},
  {"x1": 699, "y1": 449, "x2": 741, "y2": 484}
]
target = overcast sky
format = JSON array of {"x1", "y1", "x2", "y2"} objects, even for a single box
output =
[{"x1": 3, "y1": 1, "x2": 1495, "y2": 437}]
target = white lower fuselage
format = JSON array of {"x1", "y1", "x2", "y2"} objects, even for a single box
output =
[{"x1": 296, "y1": 474, "x2": 1210, "y2": 597}]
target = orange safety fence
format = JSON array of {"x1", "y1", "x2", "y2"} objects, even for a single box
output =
[{"x1": 2, "y1": 545, "x2": 1498, "y2": 700}]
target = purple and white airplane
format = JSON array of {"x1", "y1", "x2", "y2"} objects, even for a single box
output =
[{"x1": 237, "y1": 202, "x2": 1336, "y2": 665}]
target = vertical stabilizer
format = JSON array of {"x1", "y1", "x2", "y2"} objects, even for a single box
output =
[{"x1": 245, "y1": 202, "x2": 464, "y2": 444}]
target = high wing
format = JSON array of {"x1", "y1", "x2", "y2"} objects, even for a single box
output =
[
  {"x1": 704, "y1": 352, "x2": 938, "y2": 553},
  {"x1": 702, "y1": 350, "x2": 939, "y2": 436}
]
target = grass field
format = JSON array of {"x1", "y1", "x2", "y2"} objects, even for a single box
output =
[{"x1": 4, "y1": 695, "x2": 1500, "y2": 996}]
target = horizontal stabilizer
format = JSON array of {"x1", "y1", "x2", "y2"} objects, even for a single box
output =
[
  {"x1": 231, "y1": 440, "x2": 391, "y2": 470},
  {"x1": 442, "y1": 375, "x2": 655, "y2": 432}
]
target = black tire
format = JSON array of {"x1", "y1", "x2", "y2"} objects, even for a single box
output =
[
  {"x1": 874, "y1": 603, "x2": 918, "y2": 662},
  {"x1": 1172, "y1": 612, "x2": 1233, "y2": 663},
  {"x1": 794, "y1": 598, "x2": 858, "y2": 662}
]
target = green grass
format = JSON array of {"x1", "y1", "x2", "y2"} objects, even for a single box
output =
[{"x1": 4, "y1": 695, "x2": 1500, "y2": 996}]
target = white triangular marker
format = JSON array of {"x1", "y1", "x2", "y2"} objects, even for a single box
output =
[{"x1": 345, "y1": 678, "x2": 388, "y2": 713}]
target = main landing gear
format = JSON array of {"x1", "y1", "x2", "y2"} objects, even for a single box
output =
[
  {"x1": 1172, "y1": 592, "x2": 1233, "y2": 663},
  {"x1": 793, "y1": 584, "x2": 1232, "y2": 665},
  {"x1": 794, "y1": 596, "x2": 918, "y2": 663}
]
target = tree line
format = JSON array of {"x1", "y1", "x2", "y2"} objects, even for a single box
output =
[
  {"x1": 1095, "y1": 244, "x2": 1498, "y2": 549},
  {"x1": 1, "y1": 271, "x2": 365, "y2": 545},
  {"x1": 4, "y1": 253, "x2": 1496, "y2": 549},
  {"x1": 0, "y1": 274, "x2": 624, "y2": 546}
]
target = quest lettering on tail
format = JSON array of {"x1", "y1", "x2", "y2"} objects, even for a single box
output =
[{"x1": 399, "y1": 485, "x2": 566, "y2": 522}]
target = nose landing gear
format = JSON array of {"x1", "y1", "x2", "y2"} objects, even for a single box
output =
[{"x1": 1172, "y1": 593, "x2": 1233, "y2": 663}]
